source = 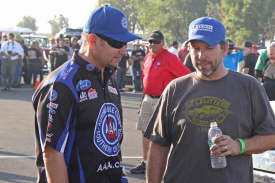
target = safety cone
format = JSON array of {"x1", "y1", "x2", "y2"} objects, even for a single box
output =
[{"x1": 33, "y1": 75, "x2": 41, "y2": 90}]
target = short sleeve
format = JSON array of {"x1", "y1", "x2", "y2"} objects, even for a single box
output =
[
  {"x1": 144, "y1": 82, "x2": 175, "y2": 146},
  {"x1": 36, "y1": 82, "x2": 75, "y2": 153},
  {"x1": 251, "y1": 80, "x2": 275, "y2": 135}
]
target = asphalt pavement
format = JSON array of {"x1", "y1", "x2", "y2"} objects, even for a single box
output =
[{"x1": 0, "y1": 86, "x2": 145, "y2": 183}]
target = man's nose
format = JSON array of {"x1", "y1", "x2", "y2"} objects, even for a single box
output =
[{"x1": 197, "y1": 49, "x2": 206, "y2": 59}]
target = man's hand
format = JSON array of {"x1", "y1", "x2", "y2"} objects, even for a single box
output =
[{"x1": 210, "y1": 135, "x2": 241, "y2": 157}]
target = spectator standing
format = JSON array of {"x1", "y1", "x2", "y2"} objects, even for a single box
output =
[
  {"x1": 242, "y1": 41, "x2": 258, "y2": 77},
  {"x1": 255, "y1": 42, "x2": 275, "y2": 101},
  {"x1": 116, "y1": 54, "x2": 129, "y2": 91},
  {"x1": 26, "y1": 41, "x2": 43, "y2": 86},
  {"x1": 53, "y1": 39, "x2": 70, "y2": 69},
  {"x1": 130, "y1": 30, "x2": 190, "y2": 174},
  {"x1": 12, "y1": 38, "x2": 26, "y2": 87},
  {"x1": 130, "y1": 44, "x2": 145, "y2": 92},
  {"x1": 0, "y1": 33, "x2": 24, "y2": 91},
  {"x1": 48, "y1": 38, "x2": 57, "y2": 71},
  {"x1": 145, "y1": 17, "x2": 275, "y2": 183},
  {"x1": 32, "y1": 5, "x2": 141, "y2": 183},
  {"x1": 168, "y1": 41, "x2": 179, "y2": 57}
]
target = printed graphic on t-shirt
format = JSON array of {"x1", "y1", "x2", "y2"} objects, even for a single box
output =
[
  {"x1": 183, "y1": 96, "x2": 231, "y2": 130},
  {"x1": 94, "y1": 103, "x2": 122, "y2": 156}
]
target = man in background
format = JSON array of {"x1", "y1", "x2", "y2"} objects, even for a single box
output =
[{"x1": 130, "y1": 30, "x2": 190, "y2": 174}]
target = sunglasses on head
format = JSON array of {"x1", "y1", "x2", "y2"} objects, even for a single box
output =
[
  {"x1": 96, "y1": 34, "x2": 127, "y2": 49},
  {"x1": 149, "y1": 40, "x2": 161, "y2": 45}
]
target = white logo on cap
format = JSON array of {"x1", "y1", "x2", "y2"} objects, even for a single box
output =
[
  {"x1": 121, "y1": 17, "x2": 127, "y2": 29},
  {"x1": 192, "y1": 24, "x2": 213, "y2": 32}
]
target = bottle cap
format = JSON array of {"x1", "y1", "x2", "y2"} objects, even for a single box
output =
[{"x1": 210, "y1": 122, "x2": 217, "y2": 128}]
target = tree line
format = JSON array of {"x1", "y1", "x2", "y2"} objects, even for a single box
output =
[
  {"x1": 98, "y1": 0, "x2": 275, "y2": 46},
  {"x1": 16, "y1": 0, "x2": 275, "y2": 46}
]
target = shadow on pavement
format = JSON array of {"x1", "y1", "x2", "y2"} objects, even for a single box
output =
[
  {"x1": 0, "y1": 171, "x2": 36, "y2": 183},
  {"x1": 0, "y1": 151, "x2": 34, "y2": 160},
  {"x1": 122, "y1": 163, "x2": 145, "y2": 180},
  {"x1": 0, "y1": 87, "x2": 33, "y2": 102}
]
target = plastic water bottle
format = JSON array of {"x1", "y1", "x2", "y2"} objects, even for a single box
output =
[{"x1": 208, "y1": 122, "x2": 227, "y2": 168}]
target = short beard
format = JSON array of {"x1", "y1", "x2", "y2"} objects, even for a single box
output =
[{"x1": 196, "y1": 60, "x2": 221, "y2": 78}]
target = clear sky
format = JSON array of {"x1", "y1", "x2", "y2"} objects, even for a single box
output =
[{"x1": 0, "y1": 0, "x2": 98, "y2": 34}]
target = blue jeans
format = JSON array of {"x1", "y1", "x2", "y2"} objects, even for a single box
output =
[{"x1": 12, "y1": 59, "x2": 23, "y2": 86}]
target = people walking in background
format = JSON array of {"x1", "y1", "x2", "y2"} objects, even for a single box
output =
[
  {"x1": 168, "y1": 40, "x2": 179, "y2": 57},
  {"x1": 130, "y1": 30, "x2": 190, "y2": 174},
  {"x1": 0, "y1": 33, "x2": 24, "y2": 91},
  {"x1": 32, "y1": 5, "x2": 141, "y2": 183},
  {"x1": 145, "y1": 17, "x2": 275, "y2": 183}
]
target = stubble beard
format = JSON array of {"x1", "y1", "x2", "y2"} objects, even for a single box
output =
[{"x1": 195, "y1": 59, "x2": 221, "y2": 78}]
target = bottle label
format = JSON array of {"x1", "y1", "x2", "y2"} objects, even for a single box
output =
[{"x1": 208, "y1": 139, "x2": 213, "y2": 148}]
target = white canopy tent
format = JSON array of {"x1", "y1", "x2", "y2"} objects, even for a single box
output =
[{"x1": 0, "y1": 27, "x2": 33, "y2": 34}]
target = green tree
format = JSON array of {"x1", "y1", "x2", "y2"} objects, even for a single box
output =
[
  {"x1": 17, "y1": 16, "x2": 38, "y2": 31},
  {"x1": 215, "y1": 0, "x2": 275, "y2": 45},
  {"x1": 48, "y1": 14, "x2": 69, "y2": 36}
]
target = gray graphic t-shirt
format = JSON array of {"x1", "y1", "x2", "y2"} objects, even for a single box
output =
[{"x1": 145, "y1": 71, "x2": 275, "y2": 183}]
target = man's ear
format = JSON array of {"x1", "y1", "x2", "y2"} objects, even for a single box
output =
[
  {"x1": 223, "y1": 43, "x2": 229, "y2": 56},
  {"x1": 88, "y1": 34, "x2": 96, "y2": 48}
]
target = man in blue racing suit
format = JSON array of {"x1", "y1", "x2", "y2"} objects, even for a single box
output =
[{"x1": 32, "y1": 5, "x2": 141, "y2": 183}]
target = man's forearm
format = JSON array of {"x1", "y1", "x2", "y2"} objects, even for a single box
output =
[
  {"x1": 146, "y1": 142, "x2": 170, "y2": 183},
  {"x1": 244, "y1": 134, "x2": 275, "y2": 155},
  {"x1": 43, "y1": 146, "x2": 69, "y2": 183}
]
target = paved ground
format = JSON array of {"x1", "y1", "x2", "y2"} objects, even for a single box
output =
[{"x1": 0, "y1": 87, "x2": 145, "y2": 183}]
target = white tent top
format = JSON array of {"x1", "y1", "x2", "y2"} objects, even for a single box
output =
[{"x1": 0, "y1": 27, "x2": 33, "y2": 34}]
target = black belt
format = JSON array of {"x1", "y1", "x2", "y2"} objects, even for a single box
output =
[{"x1": 148, "y1": 95, "x2": 160, "y2": 99}]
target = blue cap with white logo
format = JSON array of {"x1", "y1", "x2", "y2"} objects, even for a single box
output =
[
  {"x1": 187, "y1": 17, "x2": 226, "y2": 46},
  {"x1": 83, "y1": 5, "x2": 142, "y2": 42}
]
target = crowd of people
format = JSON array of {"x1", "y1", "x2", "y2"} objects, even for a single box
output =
[
  {"x1": 1, "y1": 4, "x2": 275, "y2": 183},
  {"x1": 0, "y1": 33, "x2": 80, "y2": 91}
]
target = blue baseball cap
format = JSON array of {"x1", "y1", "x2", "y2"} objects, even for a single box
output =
[
  {"x1": 186, "y1": 17, "x2": 226, "y2": 46},
  {"x1": 83, "y1": 5, "x2": 141, "y2": 42}
]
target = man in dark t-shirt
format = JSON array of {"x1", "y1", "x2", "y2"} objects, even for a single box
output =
[
  {"x1": 145, "y1": 17, "x2": 275, "y2": 183},
  {"x1": 243, "y1": 42, "x2": 258, "y2": 77},
  {"x1": 52, "y1": 39, "x2": 69, "y2": 70}
]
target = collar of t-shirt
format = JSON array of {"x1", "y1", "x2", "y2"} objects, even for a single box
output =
[{"x1": 73, "y1": 51, "x2": 116, "y2": 83}]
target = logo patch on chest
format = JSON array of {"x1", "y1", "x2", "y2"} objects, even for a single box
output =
[
  {"x1": 108, "y1": 86, "x2": 118, "y2": 95},
  {"x1": 94, "y1": 103, "x2": 122, "y2": 156}
]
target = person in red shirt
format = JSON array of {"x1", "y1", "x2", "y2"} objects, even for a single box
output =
[{"x1": 130, "y1": 30, "x2": 191, "y2": 174}]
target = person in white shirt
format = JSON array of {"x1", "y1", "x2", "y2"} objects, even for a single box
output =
[
  {"x1": 168, "y1": 41, "x2": 179, "y2": 57},
  {"x1": 0, "y1": 33, "x2": 24, "y2": 91}
]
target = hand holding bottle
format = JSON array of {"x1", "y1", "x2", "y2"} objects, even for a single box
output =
[{"x1": 210, "y1": 135, "x2": 242, "y2": 157}]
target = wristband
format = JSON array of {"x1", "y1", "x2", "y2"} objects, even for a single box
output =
[{"x1": 236, "y1": 138, "x2": 246, "y2": 154}]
